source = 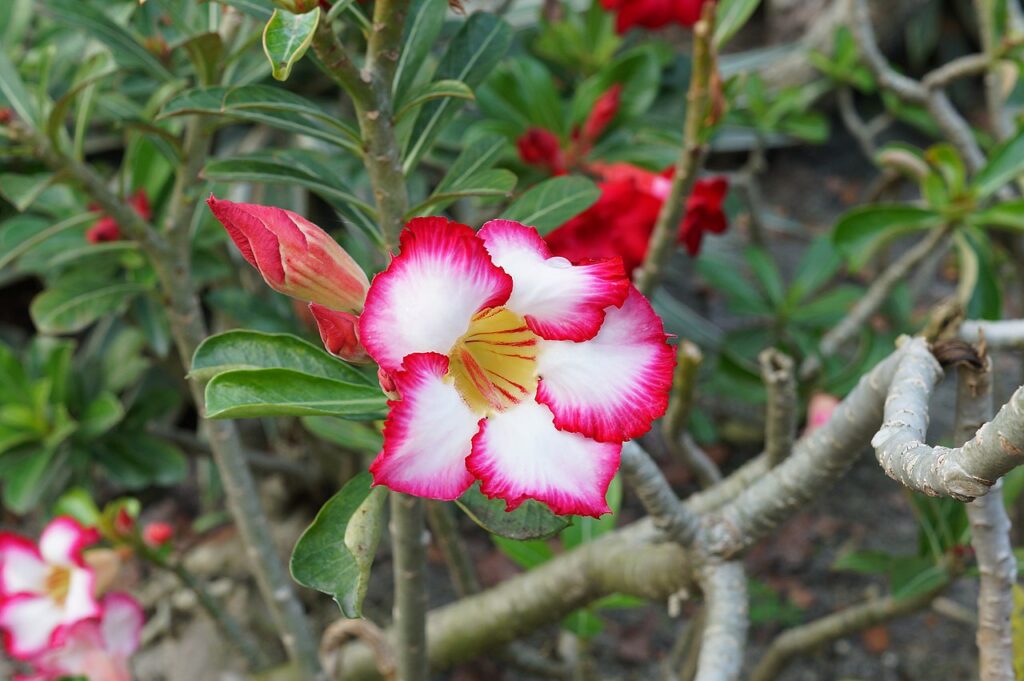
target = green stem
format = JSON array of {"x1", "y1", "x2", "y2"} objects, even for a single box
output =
[
  {"x1": 633, "y1": 2, "x2": 715, "y2": 297},
  {"x1": 391, "y1": 493, "x2": 429, "y2": 681}
]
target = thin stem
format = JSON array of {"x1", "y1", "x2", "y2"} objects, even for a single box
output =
[
  {"x1": 426, "y1": 501, "x2": 480, "y2": 597},
  {"x1": 692, "y1": 560, "x2": 747, "y2": 681},
  {"x1": 390, "y1": 493, "x2": 429, "y2": 681},
  {"x1": 957, "y1": 358, "x2": 1016, "y2": 681},
  {"x1": 620, "y1": 441, "x2": 702, "y2": 546},
  {"x1": 633, "y1": 2, "x2": 715, "y2": 296},
  {"x1": 975, "y1": 0, "x2": 1014, "y2": 140},
  {"x1": 18, "y1": 124, "x2": 325, "y2": 681},
  {"x1": 836, "y1": 85, "x2": 880, "y2": 160},
  {"x1": 142, "y1": 546, "x2": 268, "y2": 669},
  {"x1": 800, "y1": 225, "x2": 951, "y2": 380},
  {"x1": 749, "y1": 576, "x2": 950, "y2": 681},
  {"x1": 759, "y1": 348, "x2": 796, "y2": 467},
  {"x1": 663, "y1": 340, "x2": 722, "y2": 488}
]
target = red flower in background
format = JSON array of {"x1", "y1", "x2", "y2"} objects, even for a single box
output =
[
  {"x1": 517, "y1": 128, "x2": 566, "y2": 176},
  {"x1": 517, "y1": 84, "x2": 622, "y2": 175},
  {"x1": 86, "y1": 190, "x2": 151, "y2": 244},
  {"x1": 600, "y1": 0, "x2": 704, "y2": 33},
  {"x1": 546, "y1": 163, "x2": 728, "y2": 272}
]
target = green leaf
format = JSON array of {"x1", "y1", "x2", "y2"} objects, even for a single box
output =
[
  {"x1": 395, "y1": 79, "x2": 475, "y2": 123},
  {"x1": 0, "y1": 45, "x2": 38, "y2": 124},
  {"x1": 787, "y1": 236, "x2": 842, "y2": 304},
  {"x1": 697, "y1": 254, "x2": 772, "y2": 316},
  {"x1": 456, "y1": 482, "x2": 570, "y2": 540},
  {"x1": 972, "y1": 128, "x2": 1024, "y2": 198},
  {"x1": 715, "y1": 0, "x2": 762, "y2": 47},
  {"x1": 301, "y1": 416, "x2": 383, "y2": 454},
  {"x1": 832, "y1": 549, "x2": 894, "y2": 574},
  {"x1": 45, "y1": 0, "x2": 174, "y2": 81},
  {"x1": 393, "y1": 0, "x2": 448, "y2": 105},
  {"x1": 0, "y1": 173, "x2": 56, "y2": 212},
  {"x1": 432, "y1": 133, "x2": 509, "y2": 194},
  {"x1": 161, "y1": 86, "x2": 359, "y2": 152},
  {"x1": 744, "y1": 247, "x2": 784, "y2": 308},
  {"x1": 971, "y1": 199, "x2": 1024, "y2": 231},
  {"x1": 404, "y1": 13, "x2": 512, "y2": 173},
  {"x1": 290, "y1": 472, "x2": 386, "y2": 617},
  {"x1": 263, "y1": 8, "x2": 320, "y2": 81},
  {"x1": 30, "y1": 282, "x2": 148, "y2": 335},
  {"x1": 2, "y1": 447, "x2": 62, "y2": 514},
  {"x1": 407, "y1": 169, "x2": 516, "y2": 217},
  {"x1": 503, "y1": 176, "x2": 601, "y2": 235},
  {"x1": 180, "y1": 32, "x2": 225, "y2": 87},
  {"x1": 561, "y1": 609, "x2": 603, "y2": 638},
  {"x1": 832, "y1": 204, "x2": 942, "y2": 271},
  {"x1": 191, "y1": 330, "x2": 373, "y2": 385},
  {"x1": 202, "y1": 153, "x2": 379, "y2": 241},
  {"x1": 491, "y1": 535, "x2": 553, "y2": 570},
  {"x1": 53, "y1": 487, "x2": 101, "y2": 526},
  {"x1": 95, "y1": 433, "x2": 187, "y2": 489},
  {"x1": 0, "y1": 213, "x2": 95, "y2": 270},
  {"x1": 205, "y1": 369, "x2": 386, "y2": 419},
  {"x1": 78, "y1": 392, "x2": 124, "y2": 439}
]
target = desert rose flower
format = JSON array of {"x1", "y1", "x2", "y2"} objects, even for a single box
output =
[
  {"x1": 546, "y1": 163, "x2": 729, "y2": 272},
  {"x1": 578, "y1": 84, "x2": 622, "y2": 152},
  {"x1": 208, "y1": 197, "x2": 371, "y2": 314},
  {"x1": 600, "y1": 0, "x2": 703, "y2": 33},
  {"x1": 358, "y1": 218, "x2": 674, "y2": 516},
  {"x1": 517, "y1": 128, "x2": 566, "y2": 176},
  {"x1": 86, "y1": 190, "x2": 151, "y2": 244},
  {"x1": 24, "y1": 593, "x2": 144, "y2": 681},
  {"x1": 0, "y1": 517, "x2": 101, "y2": 659}
]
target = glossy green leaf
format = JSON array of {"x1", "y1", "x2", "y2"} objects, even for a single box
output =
[
  {"x1": 456, "y1": 482, "x2": 570, "y2": 540},
  {"x1": 503, "y1": 176, "x2": 600, "y2": 235},
  {"x1": 970, "y1": 199, "x2": 1024, "y2": 231},
  {"x1": 0, "y1": 45, "x2": 38, "y2": 124},
  {"x1": 404, "y1": 13, "x2": 512, "y2": 173},
  {"x1": 715, "y1": 0, "x2": 762, "y2": 47},
  {"x1": 973, "y1": 129, "x2": 1024, "y2": 198},
  {"x1": 407, "y1": 169, "x2": 516, "y2": 217},
  {"x1": 161, "y1": 85, "x2": 359, "y2": 151},
  {"x1": 45, "y1": 0, "x2": 175, "y2": 81},
  {"x1": 205, "y1": 368, "x2": 386, "y2": 419},
  {"x1": 180, "y1": 32, "x2": 225, "y2": 87},
  {"x1": 191, "y1": 330, "x2": 373, "y2": 385},
  {"x1": 291, "y1": 473, "x2": 386, "y2": 617},
  {"x1": 432, "y1": 133, "x2": 509, "y2": 194},
  {"x1": 0, "y1": 213, "x2": 95, "y2": 270},
  {"x1": 202, "y1": 153, "x2": 379, "y2": 241},
  {"x1": 395, "y1": 79, "x2": 474, "y2": 123},
  {"x1": 744, "y1": 247, "x2": 785, "y2": 308},
  {"x1": 30, "y1": 282, "x2": 148, "y2": 335},
  {"x1": 832, "y1": 204, "x2": 942, "y2": 271},
  {"x1": 697, "y1": 254, "x2": 772, "y2": 316},
  {"x1": 491, "y1": 535, "x2": 553, "y2": 570},
  {"x1": 78, "y1": 392, "x2": 124, "y2": 439},
  {"x1": 95, "y1": 433, "x2": 187, "y2": 489},
  {"x1": 2, "y1": 447, "x2": 63, "y2": 514},
  {"x1": 393, "y1": 0, "x2": 448, "y2": 104},
  {"x1": 0, "y1": 173, "x2": 55, "y2": 212},
  {"x1": 301, "y1": 416, "x2": 383, "y2": 454},
  {"x1": 53, "y1": 487, "x2": 102, "y2": 527},
  {"x1": 263, "y1": 8, "x2": 320, "y2": 81}
]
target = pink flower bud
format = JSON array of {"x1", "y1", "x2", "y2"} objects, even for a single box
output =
[
  {"x1": 804, "y1": 392, "x2": 840, "y2": 434},
  {"x1": 113, "y1": 508, "x2": 135, "y2": 537},
  {"x1": 309, "y1": 303, "x2": 371, "y2": 364},
  {"x1": 581, "y1": 84, "x2": 622, "y2": 146},
  {"x1": 143, "y1": 522, "x2": 173, "y2": 547},
  {"x1": 207, "y1": 196, "x2": 370, "y2": 314},
  {"x1": 377, "y1": 367, "x2": 398, "y2": 400},
  {"x1": 517, "y1": 128, "x2": 566, "y2": 176}
]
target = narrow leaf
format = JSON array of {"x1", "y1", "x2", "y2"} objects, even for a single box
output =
[
  {"x1": 205, "y1": 368, "x2": 386, "y2": 419},
  {"x1": 30, "y1": 283, "x2": 148, "y2": 334},
  {"x1": 973, "y1": 129, "x2": 1024, "y2": 198},
  {"x1": 832, "y1": 204, "x2": 942, "y2": 271},
  {"x1": 503, "y1": 176, "x2": 601, "y2": 235},
  {"x1": 263, "y1": 8, "x2": 320, "y2": 81}
]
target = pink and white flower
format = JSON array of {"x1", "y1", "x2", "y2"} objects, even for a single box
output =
[
  {"x1": 0, "y1": 517, "x2": 101, "y2": 660},
  {"x1": 26, "y1": 592, "x2": 144, "y2": 681},
  {"x1": 360, "y1": 218, "x2": 675, "y2": 516}
]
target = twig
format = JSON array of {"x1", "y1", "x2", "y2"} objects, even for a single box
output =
[
  {"x1": 974, "y1": 0, "x2": 1014, "y2": 140},
  {"x1": 799, "y1": 225, "x2": 950, "y2": 380},
  {"x1": 692, "y1": 560, "x2": 747, "y2": 681},
  {"x1": 759, "y1": 349, "x2": 796, "y2": 467},
  {"x1": 921, "y1": 53, "x2": 992, "y2": 90},
  {"x1": 749, "y1": 577, "x2": 950, "y2": 681},
  {"x1": 426, "y1": 501, "x2": 480, "y2": 597},
  {"x1": 390, "y1": 493, "x2": 428, "y2": 681},
  {"x1": 17, "y1": 124, "x2": 326, "y2": 681},
  {"x1": 836, "y1": 85, "x2": 882, "y2": 160},
  {"x1": 620, "y1": 441, "x2": 702, "y2": 546},
  {"x1": 957, "y1": 358, "x2": 1017, "y2": 681},
  {"x1": 872, "y1": 337, "x2": 1024, "y2": 500},
  {"x1": 322, "y1": 619, "x2": 397, "y2": 681},
  {"x1": 662, "y1": 340, "x2": 722, "y2": 488},
  {"x1": 634, "y1": 2, "x2": 715, "y2": 296},
  {"x1": 962, "y1": 320, "x2": 1024, "y2": 348}
]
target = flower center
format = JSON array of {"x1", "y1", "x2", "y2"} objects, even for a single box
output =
[
  {"x1": 44, "y1": 565, "x2": 72, "y2": 606},
  {"x1": 447, "y1": 307, "x2": 539, "y2": 414}
]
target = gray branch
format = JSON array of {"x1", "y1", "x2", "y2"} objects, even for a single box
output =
[
  {"x1": 872, "y1": 338, "x2": 1024, "y2": 500},
  {"x1": 961, "y1": 320, "x2": 1024, "y2": 349},
  {"x1": 759, "y1": 349, "x2": 797, "y2": 466},
  {"x1": 620, "y1": 441, "x2": 701, "y2": 546},
  {"x1": 958, "y1": 361, "x2": 1017, "y2": 681},
  {"x1": 693, "y1": 561, "x2": 748, "y2": 681}
]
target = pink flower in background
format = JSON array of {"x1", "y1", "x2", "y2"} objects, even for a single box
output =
[
  {"x1": 600, "y1": 0, "x2": 704, "y2": 33},
  {"x1": 142, "y1": 523, "x2": 173, "y2": 548},
  {"x1": 208, "y1": 197, "x2": 371, "y2": 315},
  {"x1": 517, "y1": 128, "x2": 566, "y2": 175},
  {"x1": 359, "y1": 218, "x2": 674, "y2": 516},
  {"x1": 0, "y1": 517, "x2": 101, "y2": 659},
  {"x1": 804, "y1": 393, "x2": 840, "y2": 434},
  {"x1": 86, "y1": 190, "x2": 151, "y2": 244},
  {"x1": 26, "y1": 593, "x2": 144, "y2": 681},
  {"x1": 578, "y1": 84, "x2": 622, "y2": 153}
]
